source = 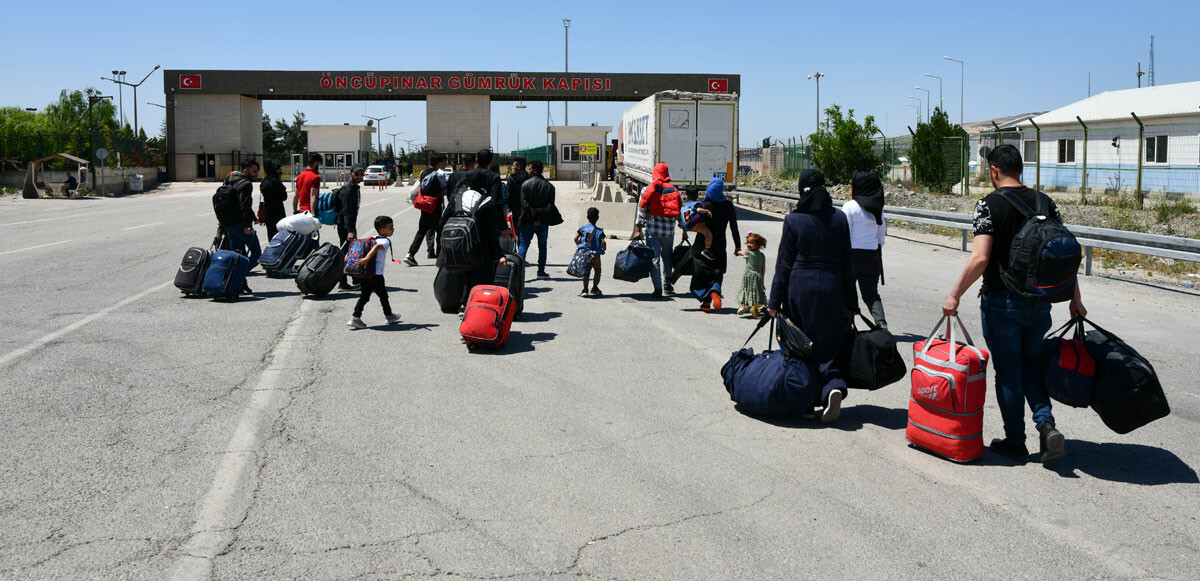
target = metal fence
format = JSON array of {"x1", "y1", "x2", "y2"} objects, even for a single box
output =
[{"x1": 0, "y1": 132, "x2": 164, "y2": 170}]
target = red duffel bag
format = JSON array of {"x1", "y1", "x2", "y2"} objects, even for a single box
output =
[{"x1": 907, "y1": 315, "x2": 991, "y2": 463}]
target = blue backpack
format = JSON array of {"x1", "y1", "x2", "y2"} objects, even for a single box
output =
[
  {"x1": 998, "y1": 191, "x2": 1082, "y2": 303},
  {"x1": 315, "y1": 191, "x2": 339, "y2": 225}
]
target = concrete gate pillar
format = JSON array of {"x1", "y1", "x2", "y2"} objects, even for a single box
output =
[
  {"x1": 167, "y1": 94, "x2": 262, "y2": 181},
  {"x1": 426, "y1": 95, "x2": 490, "y2": 155}
]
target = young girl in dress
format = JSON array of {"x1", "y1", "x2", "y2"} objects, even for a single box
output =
[{"x1": 737, "y1": 232, "x2": 768, "y2": 317}]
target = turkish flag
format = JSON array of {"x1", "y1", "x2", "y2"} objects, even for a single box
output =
[
  {"x1": 179, "y1": 74, "x2": 202, "y2": 89},
  {"x1": 708, "y1": 78, "x2": 728, "y2": 92}
]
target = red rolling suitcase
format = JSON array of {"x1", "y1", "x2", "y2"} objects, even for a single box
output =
[
  {"x1": 460, "y1": 285, "x2": 515, "y2": 349},
  {"x1": 907, "y1": 315, "x2": 990, "y2": 462}
]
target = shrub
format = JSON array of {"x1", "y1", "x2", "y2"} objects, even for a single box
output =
[{"x1": 806, "y1": 105, "x2": 883, "y2": 185}]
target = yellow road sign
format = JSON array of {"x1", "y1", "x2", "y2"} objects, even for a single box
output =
[{"x1": 578, "y1": 142, "x2": 598, "y2": 155}]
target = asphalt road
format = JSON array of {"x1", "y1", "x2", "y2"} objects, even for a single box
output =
[{"x1": 0, "y1": 181, "x2": 1197, "y2": 580}]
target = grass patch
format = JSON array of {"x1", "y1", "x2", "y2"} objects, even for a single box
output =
[
  {"x1": 1155, "y1": 198, "x2": 1197, "y2": 223},
  {"x1": 1095, "y1": 248, "x2": 1200, "y2": 278},
  {"x1": 1101, "y1": 209, "x2": 1145, "y2": 233},
  {"x1": 889, "y1": 220, "x2": 963, "y2": 239}
]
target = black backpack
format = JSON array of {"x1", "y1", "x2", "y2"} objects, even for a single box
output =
[
  {"x1": 998, "y1": 191, "x2": 1082, "y2": 303},
  {"x1": 212, "y1": 181, "x2": 243, "y2": 227},
  {"x1": 438, "y1": 191, "x2": 491, "y2": 272}
]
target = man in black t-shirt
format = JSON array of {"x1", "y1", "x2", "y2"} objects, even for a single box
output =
[{"x1": 942, "y1": 145, "x2": 1087, "y2": 465}]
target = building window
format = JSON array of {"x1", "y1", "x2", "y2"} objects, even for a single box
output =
[
  {"x1": 562, "y1": 144, "x2": 580, "y2": 163},
  {"x1": 1057, "y1": 139, "x2": 1075, "y2": 164},
  {"x1": 1023, "y1": 140, "x2": 1037, "y2": 163},
  {"x1": 1145, "y1": 135, "x2": 1167, "y2": 164}
]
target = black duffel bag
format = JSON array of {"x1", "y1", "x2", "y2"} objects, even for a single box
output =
[
  {"x1": 1081, "y1": 317, "x2": 1169, "y2": 434},
  {"x1": 840, "y1": 314, "x2": 907, "y2": 390}
]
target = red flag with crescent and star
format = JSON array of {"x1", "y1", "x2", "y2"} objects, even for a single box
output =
[
  {"x1": 180, "y1": 74, "x2": 202, "y2": 89},
  {"x1": 708, "y1": 78, "x2": 728, "y2": 92}
]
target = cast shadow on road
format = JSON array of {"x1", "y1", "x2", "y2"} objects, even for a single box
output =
[
  {"x1": 245, "y1": 290, "x2": 301, "y2": 299},
  {"x1": 737, "y1": 403, "x2": 908, "y2": 432},
  {"x1": 1043, "y1": 440, "x2": 1199, "y2": 485},
  {"x1": 368, "y1": 323, "x2": 438, "y2": 333},
  {"x1": 519, "y1": 311, "x2": 562, "y2": 323},
  {"x1": 470, "y1": 331, "x2": 558, "y2": 355},
  {"x1": 386, "y1": 286, "x2": 419, "y2": 293},
  {"x1": 891, "y1": 333, "x2": 926, "y2": 344}
]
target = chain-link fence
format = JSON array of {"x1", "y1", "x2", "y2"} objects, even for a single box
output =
[{"x1": 0, "y1": 132, "x2": 164, "y2": 171}]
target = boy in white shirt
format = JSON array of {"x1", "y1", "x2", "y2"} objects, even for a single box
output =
[{"x1": 347, "y1": 216, "x2": 401, "y2": 329}]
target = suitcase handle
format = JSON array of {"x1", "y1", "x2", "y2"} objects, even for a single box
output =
[
  {"x1": 1048, "y1": 316, "x2": 1086, "y2": 341},
  {"x1": 921, "y1": 315, "x2": 976, "y2": 360}
]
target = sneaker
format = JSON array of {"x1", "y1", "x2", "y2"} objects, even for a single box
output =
[
  {"x1": 651, "y1": 289, "x2": 663, "y2": 299},
  {"x1": 579, "y1": 289, "x2": 590, "y2": 297},
  {"x1": 700, "y1": 248, "x2": 716, "y2": 261},
  {"x1": 700, "y1": 302, "x2": 711, "y2": 312},
  {"x1": 346, "y1": 317, "x2": 367, "y2": 330},
  {"x1": 241, "y1": 284, "x2": 253, "y2": 295},
  {"x1": 711, "y1": 292, "x2": 723, "y2": 310},
  {"x1": 590, "y1": 287, "x2": 603, "y2": 296},
  {"x1": 821, "y1": 390, "x2": 844, "y2": 424},
  {"x1": 664, "y1": 283, "x2": 674, "y2": 294},
  {"x1": 426, "y1": 252, "x2": 438, "y2": 260},
  {"x1": 1038, "y1": 422, "x2": 1066, "y2": 464},
  {"x1": 385, "y1": 313, "x2": 402, "y2": 325},
  {"x1": 536, "y1": 271, "x2": 550, "y2": 278},
  {"x1": 990, "y1": 438, "x2": 1031, "y2": 463},
  {"x1": 403, "y1": 255, "x2": 418, "y2": 267},
  {"x1": 338, "y1": 282, "x2": 360, "y2": 291}
]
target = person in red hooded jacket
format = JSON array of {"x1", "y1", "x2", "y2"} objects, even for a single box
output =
[{"x1": 633, "y1": 162, "x2": 688, "y2": 297}]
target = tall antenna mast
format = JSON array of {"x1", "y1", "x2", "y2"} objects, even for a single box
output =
[{"x1": 1149, "y1": 35, "x2": 1156, "y2": 87}]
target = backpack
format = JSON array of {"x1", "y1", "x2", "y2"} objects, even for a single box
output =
[
  {"x1": 212, "y1": 181, "x2": 243, "y2": 227},
  {"x1": 315, "y1": 190, "x2": 340, "y2": 225},
  {"x1": 439, "y1": 190, "x2": 492, "y2": 272},
  {"x1": 998, "y1": 190, "x2": 1082, "y2": 303},
  {"x1": 343, "y1": 236, "x2": 378, "y2": 280}
]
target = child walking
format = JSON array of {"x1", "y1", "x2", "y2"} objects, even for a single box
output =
[
  {"x1": 574, "y1": 207, "x2": 607, "y2": 296},
  {"x1": 737, "y1": 232, "x2": 768, "y2": 317},
  {"x1": 347, "y1": 215, "x2": 402, "y2": 329}
]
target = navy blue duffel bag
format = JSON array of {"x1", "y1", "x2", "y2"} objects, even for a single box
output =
[
  {"x1": 722, "y1": 317, "x2": 820, "y2": 417},
  {"x1": 613, "y1": 240, "x2": 654, "y2": 282}
]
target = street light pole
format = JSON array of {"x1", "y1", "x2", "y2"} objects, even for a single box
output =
[
  {"x1": 387, "y1": 131, "x2": 405, "y2": 160},
  {"x1": 101, "y1": 65, "x2": 160, "y2": 137},
  {"x1": 563, "y1": 18, "x2": 571, "y2": 126},
  {"x1": 361, "y1": 114, "x2": 395, "y2": 164},
  {"x1": 944, "y1": 56, "x2": 964, "y2": 126},
  {"x1": 807, "y1": 72, "x2": 824, "y2": 134},
  {"x1": 923, "y1": 73, "x2": 943, "y2": 112},
  {"x1": 907, "y1": 96, "x2": 923, "y2": 123},
  {"x1": 915, "y1": 86, "x2": 931, "y2": 120}
]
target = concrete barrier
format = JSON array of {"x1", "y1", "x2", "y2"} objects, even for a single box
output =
[{"x1": 579, "y1": 201, "x2": 638, "y2": 240}]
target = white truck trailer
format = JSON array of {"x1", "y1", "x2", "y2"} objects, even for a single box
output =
[{"x1": 617, "y1": 90, "x2": 738, "y2": 195}]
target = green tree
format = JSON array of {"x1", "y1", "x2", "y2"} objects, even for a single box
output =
[
  {"x1": 910, "y1": 107, "x2": 963, "y2": 192},
  {"x1": 384, "y1": 143, "x2": 395, "y2": 159},
  {"x1": 272, "y1": 111, "x2": 307, "y2": 153},
  {"x1": 806, "y1": 105, "x2": 883, "y2": 184},
  {"x1": 262, "y1": 113, "x2": 280, "y2": 153}
]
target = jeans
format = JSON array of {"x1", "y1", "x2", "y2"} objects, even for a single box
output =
[
  {"x1": 225, "y1": 223, "x2": 262, "y2": 270},
  {"x1": 353, "y1": 275, "x2": 393, "y2": 318},
  {"x1": 981, "y1": 293, "x2": 1054, "y2": 444},
  {"x1": 852, "y1": 249, "x2": 886, "y2": 327},
  {"x1": 518, "y1": 224, "x2": 549, "y2": 272},
  {"x1": 646, "y1": 233, "x2": 674, "y2": 291}
]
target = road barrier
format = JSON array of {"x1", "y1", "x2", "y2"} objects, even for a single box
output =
[{"x1": 733, "y1": 187, "x2": 1200, "y2": 276}]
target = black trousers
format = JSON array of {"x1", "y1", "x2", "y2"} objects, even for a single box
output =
[
  {"x1": 338, "y1": 224, "x2": 353, "y2": 286},
  {"x1": 460, "y1": 262, "x2": 498, "y2": 307},
  {"x1": 852, "y1": 248, "x2": 886, "y2": 327},
  {"x1": 353, "y1": 275, "x2": 393, "y2": 318},
  {"x1": 408, "y1": 209, "x2": 440, "y2": 257}
]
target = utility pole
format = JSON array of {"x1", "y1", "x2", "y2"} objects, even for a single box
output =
[
  {"x1": 807, "y1": 72, "x2": 824, "y2": 133},
  {"x1": 915, "y1": 86, "x2": 931, "y2": 120},
  {"x1": 563, "y1": 18, "x2": 571, "y2": 126},
  {"x1": 923, "y1": 73, "x2": 943, "y2": 112},
  {"x1": 361, "y1": 114, "x2": 395, "y2": 164},
  {"x1": 101, "y1": 65, "x2": 160, "y2": 137},
  {"x1": 944, "y1": 56, "x2": 964, "y2": 126}
]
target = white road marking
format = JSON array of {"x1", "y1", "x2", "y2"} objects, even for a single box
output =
[
  {"x1": 0, "y1": 199, "x2": 190, "y2": 227},
  {"x1": 0, "y1": 240, "x2": 72, "y2": 256},
  {"x1": 171, "y1": 300, "x2": 314, "y2": 581},
  {"x1": 0, "y1": 280, "x2": 173, "y2": 369},
  {"x1": 123, "y1": 222, "x2": 164, "y2": 231}
]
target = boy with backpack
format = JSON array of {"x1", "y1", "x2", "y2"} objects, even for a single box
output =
[
  {"x1": 346, "y1": 215, "x2": 402, "y2": 330},
  {"x1": 941, "y1": 144, "x2": 1086, "y2": 465},
  {"x1": 574, "y1": 207, "x2": 607, "y2": 297}
]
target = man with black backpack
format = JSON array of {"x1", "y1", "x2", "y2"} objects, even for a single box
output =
[
  {"x1": 942, "y1": 144, "x2": 1087, "y2": 465},
  {"x1": 213, "y1": 159, "x2": 261, "y2": 293},
  {"x1": 439, "y1": 149, "x2": 506, "y2": 310}
]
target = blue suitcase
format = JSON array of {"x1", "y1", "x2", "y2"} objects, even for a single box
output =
[
  {"x1": 202, "y1": 250, "x2": 250, "y2": 299},
  {"x1": 260, "y1": 230, "x2": 318, "y2": 277}
]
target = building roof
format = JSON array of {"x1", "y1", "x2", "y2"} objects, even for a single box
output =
[
  {"x1": 962, "y1": 113, "x2": 1044, "y2": 135},
  {"x1": 1020, "y1": 81, "x2": 1200, "y2": 127},
  {"x1": 301, "y1": 124, "x2": 375, "y2": 132}
]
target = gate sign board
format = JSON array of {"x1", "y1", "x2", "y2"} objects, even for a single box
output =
[
  {"x1": 578, "y1": 143, "x2": 598, "y2": 155},
  {"x1": 163, "y1": 70, "x2": 740, "y2": 101}
]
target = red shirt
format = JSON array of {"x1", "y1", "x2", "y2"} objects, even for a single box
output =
[{"x1": 295, "y1": 168, "x2": 321, "y2": 212}]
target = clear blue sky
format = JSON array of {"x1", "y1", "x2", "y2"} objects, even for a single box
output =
[{"x1": 3, "y1": 0, "x2": 1195, "y2": 151}]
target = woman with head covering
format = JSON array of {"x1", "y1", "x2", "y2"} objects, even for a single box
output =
[
  {"x1": 689, "y1": 177, "x2": 742, "y2": 311},
  {"x1": 767, "y1": 169, "x2": 860, "y2": 423},
  {"x1": 842, "y1": 171, "x2": 889, "y2": 328},
  {"x1": 259, "y1": 159, "x2": 289, "y2": 240}
]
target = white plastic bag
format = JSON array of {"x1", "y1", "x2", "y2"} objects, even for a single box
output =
[{"x1": 276, "y1": 213, "x2": 321, "y2": 235}]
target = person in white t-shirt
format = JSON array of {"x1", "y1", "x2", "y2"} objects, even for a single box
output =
[
  {"x1": 842, "y1": 171, "x2": 888, "y2": 329},
  {"x1": 347, "y1": 215, "x2": 401, "y2": 330}
]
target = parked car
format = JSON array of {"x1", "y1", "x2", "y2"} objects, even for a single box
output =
[{"x1": 363, "y1": 165, "x2": 389, "y2": 185}]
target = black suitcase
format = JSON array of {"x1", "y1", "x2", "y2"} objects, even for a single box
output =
[
  {"x1": 499, "y1": 236, "x2": 518, "y2": 255},
  {"x1": 433, "y1": 266, "x2": 466, "y2": 314},
  {"x1": 174, "y1": 246, "x2": 211, "y2": 295},
  {"x1": 840, "y1": 314, "x2": 907, "y2": 390},
  {"x1": 296, "y1": 242, "x2": 344, "y2": 297},
  {"x1": 669, "y1": 240, "x2": 694, "y2": 284},
  {"x1": 1082, "y1": 318, "x2": 1170, "y2": 434},
  {"x1": 494, "y1": 252, "x2": 526, "y2": 319}
]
